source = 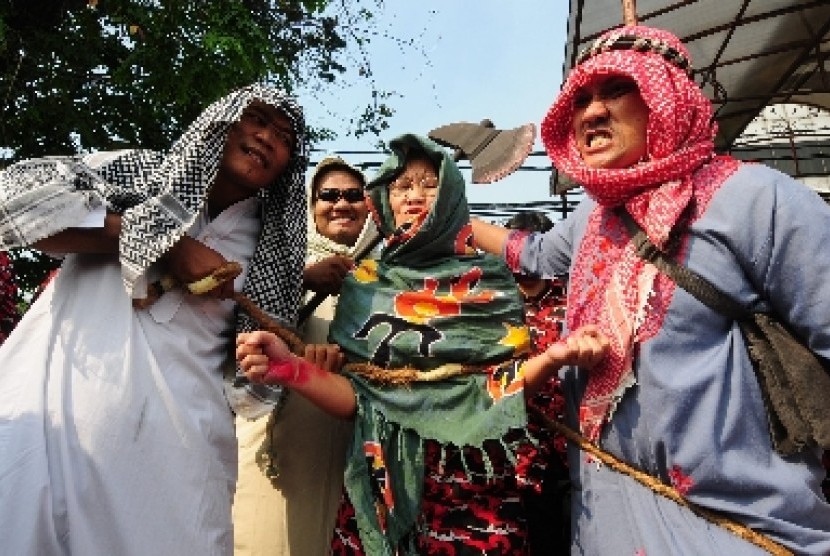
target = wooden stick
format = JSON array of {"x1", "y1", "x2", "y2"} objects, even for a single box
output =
[{"x1": 622, "y1": 0, "x2": 638, "y2": 25}]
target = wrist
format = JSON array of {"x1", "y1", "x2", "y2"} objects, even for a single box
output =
[{"x1": 265, "y1": 355, "x2": 311, "y2": 386}]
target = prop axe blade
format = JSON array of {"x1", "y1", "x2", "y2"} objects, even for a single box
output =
[{"x1": 428, "y1": 121, "x2": 536, "y2": 183}]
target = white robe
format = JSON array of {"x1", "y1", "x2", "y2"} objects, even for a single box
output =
[{"x1": 0, "y1": 198, "x2": 260, "y2": 556}]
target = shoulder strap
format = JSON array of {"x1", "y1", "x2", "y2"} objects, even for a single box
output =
[{"x1": 614, "y1": 207, "x2": 752, "y2": 322}]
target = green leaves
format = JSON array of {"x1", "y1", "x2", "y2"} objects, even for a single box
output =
[
  {"x1": 0, "y1": 0, "x2": 397, "y2": 301},
  {"x1": 0, "y1": 0, "x2": 391, "y2": 162}
]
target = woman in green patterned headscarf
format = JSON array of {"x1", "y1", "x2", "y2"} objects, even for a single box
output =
[{"x1": 237, "y1": 134, "x2": 608, "y2": 555}]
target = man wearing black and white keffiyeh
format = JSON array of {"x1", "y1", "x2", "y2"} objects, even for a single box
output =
[{"x1": 0, "y1": 84, "x2": 308, "y2": 555}]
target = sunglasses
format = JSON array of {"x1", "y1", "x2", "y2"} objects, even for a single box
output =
[{"x1": 316, "y1": 188, "x2": 365, "y2": 203}]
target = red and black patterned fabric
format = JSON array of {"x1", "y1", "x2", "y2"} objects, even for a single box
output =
[
  {"x1": 0, "y1": 251, "x2": 19, "y2": 345},
  {"x1": 524, "y1": 278, "x2": 569, "y2": 462},
  {"x1": 331, "y1": 277, "x2": 572, "y2": 555},
  {"x1": 520, "y1": 278, "x2": 571, "y2": 555},
  {"x1": 332, "y1": 434, "x2": 536, "y2": 555}
]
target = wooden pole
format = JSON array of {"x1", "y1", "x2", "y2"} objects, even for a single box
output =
[{"x1": 622, "y1": 0, "x2": 638, "y2": 25}]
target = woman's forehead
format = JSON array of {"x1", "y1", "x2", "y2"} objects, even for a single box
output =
[
  {"x1": 319, "y1": 169, "x2": 363, "y2": 186},
  {"x1": 402, "y1": 156, "x2": 437, "y2": 175}
]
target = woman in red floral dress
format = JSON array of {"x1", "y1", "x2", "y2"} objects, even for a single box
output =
[{"x1": 505, "y1": 212, "x2": 570, "y2": 555}]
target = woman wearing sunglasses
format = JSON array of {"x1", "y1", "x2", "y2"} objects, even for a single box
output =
[{"x1": 233, "y1": 155, "x2": 378, "y2": 556}]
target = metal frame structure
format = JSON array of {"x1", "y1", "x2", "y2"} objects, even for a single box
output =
[
  {"x1": 554, "y1": 0, "x2": 830, "y2": 204},
  {"x1": 563, "y1": 0, "x2": 830, "y2": 150}
]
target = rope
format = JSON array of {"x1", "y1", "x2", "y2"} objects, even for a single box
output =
[
  {"x1": 343, "y1": 362, "x2": 487, "y2": 385},
  {"x1": 527, "y1": 406, "x2": 794, "y2": 556},
  {"x1": 236, "y1": 284, "x2": 792, "y2": 556},
  {"x1": 232, "y1": 292, "x2": 306, "y2": 356}
]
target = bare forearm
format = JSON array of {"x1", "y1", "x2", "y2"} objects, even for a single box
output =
[
  {"x1": 292, "y1": 366, "x2": 357, "y2": 419},
  {"x1": 521, "y1": 353, "x2": 560, "y2": 397},
  {"x1": 237, "y1": 333, "x2": 356, "y2": 418},
  {"x1": 471, "y1": 217, "x2": 510, "y2": 256},
  {"x1": 32, "y1": 212, "x2": 122, "y2": 255},
  {"x1": 270, "y1": 357, "x2": 357, "y2": 419}
]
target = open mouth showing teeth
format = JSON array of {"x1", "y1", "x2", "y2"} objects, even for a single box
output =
[
  {"x1": 585, "y1": 131, "x2": 611, "y2": 149},
  {"x1": 242, "y1": 146, "x2": 267, "y2": 168}
]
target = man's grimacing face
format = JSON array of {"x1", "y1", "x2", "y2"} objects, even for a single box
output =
[{"x1": 571, "y1": 74, "x2": 649, "y2": 170}]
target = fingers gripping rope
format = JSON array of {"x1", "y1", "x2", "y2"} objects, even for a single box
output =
[{"x1": 131, "y1": 261, "x2": 305, "y2": 356}]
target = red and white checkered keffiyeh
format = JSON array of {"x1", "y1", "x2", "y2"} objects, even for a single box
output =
[{"x1": 540, "y1": 26, "x2": 740, "y2": 441}]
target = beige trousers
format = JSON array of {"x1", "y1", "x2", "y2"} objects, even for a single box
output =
[{"x1": 233, "y1": 392, "x2": 352, "y2": 555}]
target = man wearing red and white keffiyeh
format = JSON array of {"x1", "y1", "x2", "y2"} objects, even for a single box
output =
[
  {"x1": 473, "y1": 25, "x2": 830, "y2": 556},
  {"x1": 540, "y1": 25, "x2": 741, "y2": 443}
]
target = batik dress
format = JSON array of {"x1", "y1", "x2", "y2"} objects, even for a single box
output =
[
  {"x1": 518, "y1": 276, "x2": 571, "y2": 555},
  {"x1": 521, "y1": 277, "x2": 569, "y2": 462},
  {"x1": 329, "y1": 134, "x2": 542, "y2": 555}
]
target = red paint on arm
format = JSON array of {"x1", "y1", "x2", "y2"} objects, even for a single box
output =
[{"x1": 265, "y1": 357, "x2": 318, "y2": 386}]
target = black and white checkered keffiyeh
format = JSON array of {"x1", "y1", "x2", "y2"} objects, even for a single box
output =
[{"x1": 0, "y1": 83, "x2": 308, "y2": 411}]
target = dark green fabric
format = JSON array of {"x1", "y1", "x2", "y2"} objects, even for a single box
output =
[{"x1": 329, "y1": 134, "x2": 530, "y2": 554}]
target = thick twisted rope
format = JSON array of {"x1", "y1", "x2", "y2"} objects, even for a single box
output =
[
  {"x1": 133, "y1": 262, "x2": 307, "y2": 356},
  {"x1": 231, "y1": 291, "x2": 305, "y2": 355},
  {"x1": 188, "y1": 265, "x2": 792, "y2": 554},
  {"x1": 341, "y1": 362, "x2": 487, "y2": 384},
  {"x1": 527, "y1": 406, "x2": 793, "y2": 556}
]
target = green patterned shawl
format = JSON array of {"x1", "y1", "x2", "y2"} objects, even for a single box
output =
[{"x1": 329, "y1": 134, "x2": 531, "y2": 554}]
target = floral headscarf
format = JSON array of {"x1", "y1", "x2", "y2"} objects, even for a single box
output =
[{"x1": 541, "y1": 26, "x2": 740, "y2": 440}]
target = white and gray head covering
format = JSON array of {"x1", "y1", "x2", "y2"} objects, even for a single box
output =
[
  {"x1": 0, "y1": 83, "x2": 309, "y2": 410},
  {"x1": 305, "y1": 155, "x2": 378, "y2": 264},
  {"x1": 118, "y1": 84, "x2": 309, "y2": 332}
]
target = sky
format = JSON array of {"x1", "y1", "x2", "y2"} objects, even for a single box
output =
[{"x1": 297, "y1": 1, "x2": 569, "y2": 207}]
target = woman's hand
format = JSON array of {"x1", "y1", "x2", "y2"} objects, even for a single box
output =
[
  {"x1": 303, "y1": 255, "x2": 354, "y2": 295},
  {"x1": 237, "y1": 333, "x2": 357, "y2": 419},
  {"x1": 236, "y1": 332, "x2": 346, "y2": 387},
  {"x1": 303, "y1": 343, "x2": 345, "y2": 373},
  {"x1": 522, "y1": 325, "x2": 610, "y2": 396},
  {"x1": 542, "y1": 325, "x2": 609, "y2": 370},
  {"x1": 236, "y1": 331, "x2": 296, "y2": 384}
]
